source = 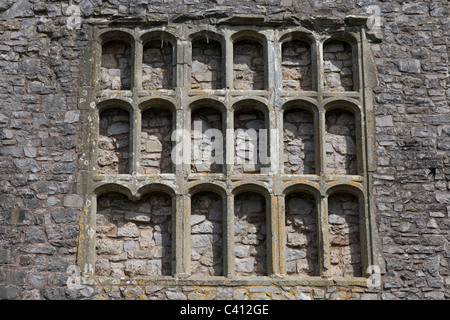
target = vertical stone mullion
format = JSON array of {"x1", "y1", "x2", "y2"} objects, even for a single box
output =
[
  {"x1": 316, "y1": 38, "x2": 324, "y2": 96},
  {"x1": 310, "y1": 37, "x2": 319, "y2": 92},
  {"x1": 131, "y1": 106, "x2": 141, "y2": 174},
  {"x1": 225, "y1": 193, "x2": 234, "y2": 277},
  {"x1": 224, "y1": 37, "x2": 233, "y2": 90},
  {"x1": 318, "y1": 110, "x2": 327, "y2": 176},
  {"x1": 133, "y1": 39, "x2": 143, "y2": 91},
  {"x1": 318, "y1": 195, "x2": 331, "y2": 277},
  {"x1": 176, "y1": 39, "x2": 190, "y2": 89},
  {"x1": 174, "y1": 194, "x2": 190, "y2": 277},
  {"x1": 271, "y1": 195, "x2": 283, "y2": 276},
  {"x1": 226, "y1": 109, "x2": 234, "y2": 176}
]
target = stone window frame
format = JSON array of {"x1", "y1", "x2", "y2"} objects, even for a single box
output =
[
  {"x1": 76, "y1": 17, "x2": 385, "y2": 287},
  {"x1": 231, "y1": 30, "x2": 268, "y2": 91},
  {"x1": 188, "y1": 98, "x2": 227, "y2": 174},
  {"x1": 279, "y1": 31, "x2": 317, "y2": 92},
  {"x1": 189, "y1": 30, "x2": 227, "y2": 91}
]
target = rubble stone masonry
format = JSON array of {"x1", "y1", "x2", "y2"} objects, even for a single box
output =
[{"x1": 0, "y1": 0, "x2": 449, "y2": 301}]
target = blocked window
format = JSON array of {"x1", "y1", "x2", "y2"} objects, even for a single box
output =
[
  {"x1": 140, "y1": 107, "x2": 173, "y2": 174},
  {"x1": 234, "y1": 107, "x2": 268, "y2": 174},
  {"x1": 95, "y1": 192, "x2": 172, "y2": 277},
  {"x1": 142, "y1": 39, "x2": 173, "y2": 90},
  {"x1": 98, "y1": 108, "x2": 130, "y2": 174},
  {"x1": 281, "y1": 40, "x2": 312, "y2": 91},
  {"x1": 191, "y1": 38, "x2": 223, "y2": 90},
  {"x1": 101, "y1": 40, "x2": 132, "y2": 90},
  {"x1": 283, "y1": 108, "x2": 315, "y2": 174},
  {"x1": 325, "y1": 109, "x2": 357, "y2": 175},
  {"x1": 323, "y1": 40, "x2": 354, "y2": 92},
  {"x1": 78, "y1": 22, "x2": 381, "y2": 287},
  {"x1": 285, "y1": 192, "x2": 319, "y2": 276},
  {"x1": 328, "y1": 192, "x2": 361, "y2": 277},
  {"x1": 233, "y1": 40, "x2": 265, "y2": 90},
  {"x1": 191, "y1": 107, "x2": 224, "y2": 173},
  {"x1": 234, "y1": 192, "x2": 267, "y2": 276},
  {"x1": 190, "y1": 191, "x2": 223, "y2": 276}
]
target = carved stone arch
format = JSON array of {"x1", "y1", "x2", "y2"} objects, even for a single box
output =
[{"x1": 140, "y1": 30, "x2": 177, "y2": 90}]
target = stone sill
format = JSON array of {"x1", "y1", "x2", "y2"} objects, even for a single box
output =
[{"x1": 79, "y1": 275, "x2": 369, "y2": 288}]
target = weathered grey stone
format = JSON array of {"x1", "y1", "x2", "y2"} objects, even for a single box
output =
[
  {"x1": 191, "y1": 235, "x2": 211, "y2": 248},
  {"x1": 402, "y1": 2, "x2": 429, "y2": 15},
  {"x1": 376, "y1": 116, "x2": 393, "y2": 127},
  {"x1": 25, "y1": 227, "x2": 46, "y2": 243},
  {"x1": 235, "y1": 258, "x2": 254, "y2": 272},
  {"x1": 395, "y1": 59, "x2": 421, "y2": 74},
  {"x1": 64, "y1": 111, "x2": 80, "y2": 124}
]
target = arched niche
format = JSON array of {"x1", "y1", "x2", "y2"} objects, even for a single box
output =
[
  {"x1": 231, "y1": 31, "x2": 267, "y2": 90},
  {"x1": 280, "y1": 32, "x2": 314, "y2": 91},
  {"x1": 95, "y1": 189, "x2": 173, "y2": 277},
  {"x1": 190, "y1": 31, "x2": 225, "y2": 90},
  {"x1": 282, "y1": 100, "x2": 318, "y2": 175},
  {"x1": 139, "y1": 99, "x2": 176, "y2": 174},
  {"x1": 323, "y1": 36, "x2": 356, "y2": 92},
  {"x1": 232, "y1": 99, "x2": 270, "y2": 174},
  {"x1": 97, "y1": 100, "x2": 133, "y2": 175},
  {"x1": 326, "y1": 187, "x2": 362, "y2": 278},
  {"x1": 99, "y1": 31, "x2": 134, "y2": 91},
  {"x1": 141, "y1": 31, "x2": 176, "y2": 90},
  {"x1": 189, "y1": 99, "x2": 226, "y2": 174},
  {"x1": 324, "y1": 101, "x2": 361, "y2": 175},
  {"x1": 284, "y1": 187, "x2": 319, "y2": 276}
]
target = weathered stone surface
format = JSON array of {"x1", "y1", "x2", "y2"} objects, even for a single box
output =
[{"x1": 0, "y1": 0, "x2": 448, "y2": 302}]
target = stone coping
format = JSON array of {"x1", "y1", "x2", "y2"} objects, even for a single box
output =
[{"x1": 78, "y1": 275, "x2": 369, "y2": 288}]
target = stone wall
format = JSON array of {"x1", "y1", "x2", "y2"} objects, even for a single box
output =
[
  {"x1": 191, "y1": 107, "x2": 223, "y2": 173},
  {"x1": 96, "y1": 192, "x2": 172, "y2": 277},
  {"x1": 98, "y1": 108, "x2": 130, "y2": 174},
  {"x1": 234, "y1": 108, "x2": 267, "y2": 174},
  {"x1": 191, "y1": 38, "x2": 223, "y2": 90},
  {"x1": 325, "y1": 109, "x2": 357, "y2": 175},
  {"x1": 283, "y1": 108, "x2": 315, "y2": 174},
  {"x1": 0, "y1": 0, "x2": 449, "y2": 301},
  {"x1": 190, "y1": 192, "x2": 223, "y2": 276},
  {"x1": 234, "y1": 192, "x2": 267, "y2": 276},
  {"x1": 323, "y1": 40, "x2": 353, "y2": 92},
  {"x1": 328, "y1": 193, "x2": 361, "y2": 278},
  {"x1": 142, "y1": 40, "x2": 173, "y2": 90},
  {"x1": 101, "y1": 40, "x2": 132, "y2": 90},
  {"x1": 281, "y1": 40, "x2": 312, "y2": 91},
  {"x1": 140, "y1": 107, "x2": 173, "y2": 174},
  {"x1": 233, "y1": 40, "x2": 265, "y2": 90},
  {"x1": 285, "y1": 192, "x2": 319, "y2": 276}
]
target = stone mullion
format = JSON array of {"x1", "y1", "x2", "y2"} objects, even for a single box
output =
[
  {"x1": 131, "y1": 106, "x2": 141, "y2": 174},
  {"x1": 174, "y1": 194, "x2": 190, "y2": 277},
  {"x1": 266, "y1": 34, "x2": 281, "y2": 176},
  {"x1": 310, "y1": 37, "x2": 319, "y2": 92},
  {"x1": 316, "y1": 36, "x2": 327, "y2": 177},
  {"x1": 270, "y1": 194, "x2": 283, "y2": 276},
  {"x1": 225, "y1": 193, "x2": 235, "y2": 277},
  {"x1": 316, "y1": 38, "x2": 324, "y2": 97},
  {"x1": 224, "y1": 35, "x2": 234, "y2": 90},
  {"x1": 225, "y1": 109, "x2": 234, "y2": 176},
  {"x1": 318, "y1": 110, "x2": 327, "y2": 176},
  {"x1": 318, "y1": 195, "x2": 331, "y2": 277},
  {"x1": 176, "y1": 38, "x2": 191, "y2": 88},
  {"x1": 133, "y1": 38, "x2": 143, "y2": 91}
]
